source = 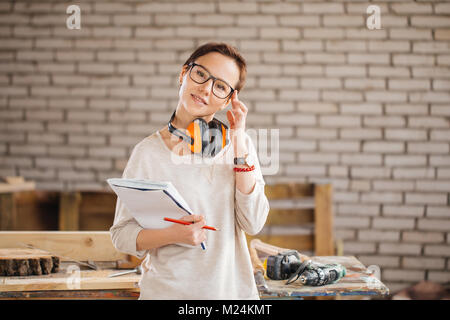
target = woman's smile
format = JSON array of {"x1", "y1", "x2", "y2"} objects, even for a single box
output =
[{"x1": 191, "y1": 93, "x2": 207, "y2": 106}]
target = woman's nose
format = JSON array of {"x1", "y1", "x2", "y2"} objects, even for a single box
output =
[{"x1": 198, "y1": 79, "x2": 213, "y2": 96}]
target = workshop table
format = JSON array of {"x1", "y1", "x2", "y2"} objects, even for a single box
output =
[{"x1": 0, "y1": 256, "x2": 388, "y2": 300}]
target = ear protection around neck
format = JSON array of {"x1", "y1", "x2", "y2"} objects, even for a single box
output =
[{"x1": 168, "y1": 110, "x2": 229, "y2": 157}]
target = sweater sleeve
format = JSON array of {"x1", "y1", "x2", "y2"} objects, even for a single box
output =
[
  {"x1": 109, "y1": 143, "x2": 149, "y2": 259},
  {"x1": 234, "y1": 133, "x2": 270, "y2": 236}
]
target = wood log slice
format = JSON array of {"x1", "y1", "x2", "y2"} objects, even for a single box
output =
[{"x1": 0, "y1": 248, "x2": 60, "y2": 276}]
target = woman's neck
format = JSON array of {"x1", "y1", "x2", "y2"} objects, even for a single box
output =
[{"x1": 171, "y1": 105, "x2": 215, "y2": 129}]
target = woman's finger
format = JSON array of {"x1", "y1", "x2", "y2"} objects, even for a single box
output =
[
  {"x1": 231, "y1": 92, "x2": 241, "y2": 109},
  {"x1": 231, "y1": 102, "x2": 245, "y2": 114},
  {"x1": 231, "y1": 109, "x2": 243, "y2": 119},
  {"x1": 227, "y1": 110, "x2": 235, "y2": 128},
  {"x1": 195, "y1": 219, "x2": 206, "y2": 228},
  {"x1": 238, "y1": 103, "x2": 247, "y2": 113},
  {"x1": 193, "y1": 214, "x2": 205, "y2": 222},
  {"x1": 232, "y1": 90, "x2": 238, "y2": 102},
  {"x1": 231, "y1": 94, "x2": 247, "y2": 114},
  {"x1": 179, "y1": 215, "x2": 193, "y2": 222},
  {"x1": 181, "y1": 214, "x2": 202, "y2": 223}
]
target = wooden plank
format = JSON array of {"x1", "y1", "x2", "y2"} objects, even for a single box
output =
[
  {"x1": 314, "y1": 184, "x2": 334, "y2": 256},
  {"x1": 0, "y1": 269, "x2": 140, "y2": 292},
  {"x1": 0, "y1": 231, "x2": 127, "y2": 262},
  {"x1": 0, "y1": 177, "x2": 35, "y2": 193},
  {"x1": 0, "y1": 180, "x2": 35, "y2": 193},
  {"x1": 59, "y1": 192, "x2": 81, "y2": 231},
  {"x1": 265, "y1": 209, "x2": 314, "y2": 226},
  {"x1": 248, "y1": 245, "x2": 264, "y2": 274},
  {"x1": 0, "y1": 193, "x2": 16, "y2": 230},
  {"x1": 0, "y1": 289, "x2": 139, "y2": 299},
  {"x1": 247, "y1": 235, "x2": 314, "y2": 252},
  {"x1": 265, "y1": 183, "x2": 313, "y2": 200},
  {"x1": 4, "y1": 177, "x2": 25, "y2": 184}
]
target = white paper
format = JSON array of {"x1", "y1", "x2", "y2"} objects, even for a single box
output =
[{"x1": 107, "y1": 178, "x2": 205, "y2": 250}]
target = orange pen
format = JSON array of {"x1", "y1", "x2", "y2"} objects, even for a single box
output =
[{"x1": 163, "y1": 217, "x2": 219, "y2": 231}]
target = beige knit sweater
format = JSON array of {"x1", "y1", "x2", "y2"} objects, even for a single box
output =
[{"x1": 110, "y1": 130, "x2": 270, "y2": 300}]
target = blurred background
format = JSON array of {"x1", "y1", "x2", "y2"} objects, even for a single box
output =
[{"x1": 0, "y1": 0, "x2": 449, "y2": 298}]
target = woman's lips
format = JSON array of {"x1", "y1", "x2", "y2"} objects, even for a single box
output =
[{"x1": 191, "y1": 94, "x2": 207, "y2": 105}]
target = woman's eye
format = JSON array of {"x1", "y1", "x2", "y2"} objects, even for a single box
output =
[
  {"x1": 217, "y1": 84, "x2": 225, "y2": 91},
  {"x1": 197, "y1": 70, "x2": 206, "y2": 78}
]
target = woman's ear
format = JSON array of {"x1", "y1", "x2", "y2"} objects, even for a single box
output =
[{"x1": 178, "y1": 65, "x2": 189, "y2": 87}]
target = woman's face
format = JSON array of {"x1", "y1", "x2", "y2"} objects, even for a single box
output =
[{"x1": 178, "y1": 52, "x2": 240, "y2": 119}]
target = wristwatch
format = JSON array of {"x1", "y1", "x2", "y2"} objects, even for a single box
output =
[{"x1": 234, "y1": 153, "x2": 255, "y2": 167}]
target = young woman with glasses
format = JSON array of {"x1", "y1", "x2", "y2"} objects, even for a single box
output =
[{"x1": 110, "y1": 42, "x2": 270, "y2": 300}]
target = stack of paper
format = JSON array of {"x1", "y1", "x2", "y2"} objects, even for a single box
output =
[{"x1": 107, "y1": 178, "x2": 206, "y2": 250}]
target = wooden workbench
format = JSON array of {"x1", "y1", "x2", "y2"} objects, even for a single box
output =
[
  {"x1": 0, "y1": 256, "x2": 389, "y2": 300},
  {"x1": 0, "y1": 263, "x2": 140, "y2": 299},
  {"x1": 0, "y1": 232, "x2": 388, "y2": 300},
  {"x1": 0, "y1": 231, "x2": 142, "y2": 300}
]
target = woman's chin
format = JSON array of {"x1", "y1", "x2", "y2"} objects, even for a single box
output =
[
  {"x1": 191, "y1": 101, "x2": 206, "y2": 110},
  {"x1": 185, "y1": 101, "x2": 208, "y2": 115}
]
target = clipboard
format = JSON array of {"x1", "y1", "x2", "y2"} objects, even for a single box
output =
[{"x1": 107, "y1": 178, "x2": 206, "y2": 250}]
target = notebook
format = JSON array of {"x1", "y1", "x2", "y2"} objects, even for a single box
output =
[{"x1": 107, "y1": 178, "x2": 206, "y2": 250}]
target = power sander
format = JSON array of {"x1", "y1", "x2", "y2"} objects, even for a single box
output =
[{"x1": 264, "y1": 250, "x2": 346, "y2": 286}]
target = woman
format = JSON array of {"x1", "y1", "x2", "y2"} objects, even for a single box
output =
[{"x1": 110, "y1": 42, "x2": 270, "y2": 300}]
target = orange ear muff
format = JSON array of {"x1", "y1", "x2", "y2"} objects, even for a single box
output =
[
  {"x1": 221, "y1": 123, "x2": 227, "y2": 148},
  {"x1": 187, "y1": 120, "x2": 204, "y2": 154}
]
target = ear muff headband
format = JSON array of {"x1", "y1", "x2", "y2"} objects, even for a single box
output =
[
  {"x1": 168, "y1": 111, "x2": 193, "y2": 145},
  {"x1": 206, "y1": 120, "x2": 222, "y2": 157}
]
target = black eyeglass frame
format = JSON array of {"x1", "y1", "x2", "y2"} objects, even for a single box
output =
[{"x1": 188, "y1": 62, "x2": 236, "y2": 99}]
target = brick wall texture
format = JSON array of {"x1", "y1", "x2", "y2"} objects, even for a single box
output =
[{"x1": 0, "y1": 0, "x2": 449, "y2": 294}]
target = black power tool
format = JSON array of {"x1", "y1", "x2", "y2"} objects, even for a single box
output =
[{"x1": 265, "y1": 250, "x2": 346, "y2": 286}]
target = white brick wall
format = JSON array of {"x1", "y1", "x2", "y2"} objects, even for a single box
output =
[{"x1": 1, "y1": 0, "x2": 449, "y2": 294}]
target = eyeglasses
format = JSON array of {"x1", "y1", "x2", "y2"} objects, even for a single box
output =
[{"x1": 188, "y1": 62, "x2": 235, "y2": 99}]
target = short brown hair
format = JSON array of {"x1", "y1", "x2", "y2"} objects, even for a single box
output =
[{"x1": 179, "y1": 42, "x2": 247, "y2": 93}]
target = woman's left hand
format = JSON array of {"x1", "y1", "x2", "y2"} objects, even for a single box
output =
[{"x1": 226, "y1": 91, "x2": 248, "y2": 153}]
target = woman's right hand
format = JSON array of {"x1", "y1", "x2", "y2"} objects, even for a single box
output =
[{"x1": 169, "y1": 214, "x2": 207, "y2": 246}]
